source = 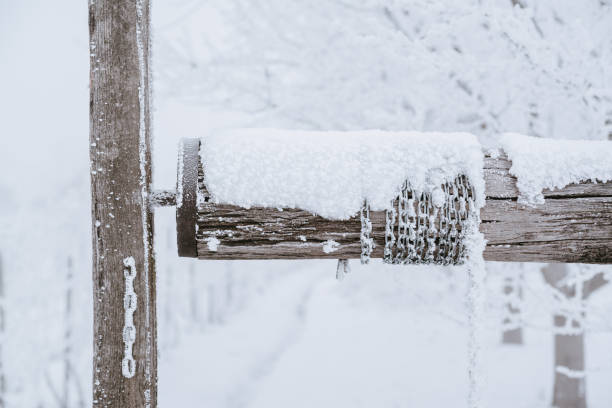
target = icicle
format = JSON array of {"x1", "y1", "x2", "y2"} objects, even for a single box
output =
[
  {"x1": 336, "y1": 259, "x2": 350, "y2": 280},
  {"x1": 464, "y1": 216, "x2": 486, "y2": 408},
  {"x1": 360, "y1": 200, "x2": 373, "y2": 264},
  {"x1": 467, "y1": 259, "x2": 485, "y2": 408}
]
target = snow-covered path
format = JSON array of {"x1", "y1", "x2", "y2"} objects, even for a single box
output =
[
  {"x1": 160, "y1": 262, "x2": 612, "y2": 408},
  {"x1": 159, "y1": 265, "x2": 328, "y2": 407}
]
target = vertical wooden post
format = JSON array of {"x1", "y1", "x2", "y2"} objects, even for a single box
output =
[{"x1": 89, "y1": 0, "x2": 157, "y2": 406}]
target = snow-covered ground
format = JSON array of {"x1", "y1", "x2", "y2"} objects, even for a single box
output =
[
  {"x1": 1, "y1": 0, "x2": 612, "y2": 407},
  {"x1": 157, "y1": 258, "x2": 612, "y2": 408}
]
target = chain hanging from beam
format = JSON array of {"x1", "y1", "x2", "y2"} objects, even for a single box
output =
[
  {"x1": 383, "y1": 175, "x2": 475, "y2": 265},
  {"x1": 360, "y1": 200, "x2": 373, "y2": 264}
]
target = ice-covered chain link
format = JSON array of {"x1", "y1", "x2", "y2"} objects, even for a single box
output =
[
  {"x1": 384, "y1": 199, "x2": 396, "y2": 260},
  {"x1": 122, "y1": 257, "x2": 137, "y2": 378},
  {"x1": 383, "y1": 176, "x2": 475, "y2": 265},
  {"x1": 360, "y1": 200, "x2": 373, "y2": 264}
]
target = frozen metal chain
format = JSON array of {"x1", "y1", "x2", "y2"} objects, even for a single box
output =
[
  {"x1": 415, "y1": 193, "x2": 428, "y2": 262},
  {"x1": 384, "y1": 199, "x2": 396, "y2": 260},
  {"x1": 455, "y1": 175, "x2": 473, "y2": 261},
  {"x1": 122, "y1": 257, "x2": 137, "y2": 378},
  {"x1": 438, "y1": 182, "x2": 450, "y2": 265},
  {"x1": 360, "y1": 200, "x2": 373, "y2": 264},
  {"x1": 425, "y1": 197, "x2": 438, "y2": 263},
  {"x1": 395, "y1": 181, "x2": 408, "y2": 262},
  {"x1": 383, "y1": 176, "x2": 475, "y2": 265},
  {"x1": 447, "y1": 180, "x2": 460, "y2": 264}
]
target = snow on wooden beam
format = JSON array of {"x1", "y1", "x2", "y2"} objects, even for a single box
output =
[{"x1": 176, "y1": 140, "x2": 611, "y2": 264}]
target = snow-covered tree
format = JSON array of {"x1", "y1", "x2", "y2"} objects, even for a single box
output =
[
  {"x1": 157, "y1": 0, "x2": 612, "y2": 142},
  {"x1": 541, "y1": 264, "x2": 609, "y2": 408}
]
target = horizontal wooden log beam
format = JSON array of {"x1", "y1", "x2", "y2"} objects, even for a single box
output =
[
  {"x1": 481, "y1": 155, "x2": 612, "y2": 263},
  {"x1": 178, "y1": 141, "x2": 611, "y2": 263}
]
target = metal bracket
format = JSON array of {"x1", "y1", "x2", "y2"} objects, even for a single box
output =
[
  {"x1": 176, "y1": 138, "x2": 200, "y2": 257},
  {"x1": 150, "y1": 190, "x2": 177, "y2": 207}
]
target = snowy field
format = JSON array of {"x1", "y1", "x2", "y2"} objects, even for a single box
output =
[{"x1": 1, "y1": 0, "x2": 612, "y2": 407}]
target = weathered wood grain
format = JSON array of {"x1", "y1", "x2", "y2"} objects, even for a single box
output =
[
  {"x1": 191, "y1": 152, "x2": 611, "y2": 263},
  {"x1": 482, "y1": 197, "x2": 611, "y2": 263},
  {"x1": 90, "y1": 1, "x2": 157, "y2": 406}
]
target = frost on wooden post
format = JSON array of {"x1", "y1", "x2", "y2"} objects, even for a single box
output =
[
  {"x1": 500, "y1": 134, "x2": 612, "y2": 205},
  {"x1": 176, "y1": 139, "x2": 185, "y2": 209},
  {"x1": 122, "y1": 257, "x2": 137, "y2": 379}
]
